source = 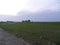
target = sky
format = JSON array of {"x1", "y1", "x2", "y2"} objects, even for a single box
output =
[
  {"x1": 0, "y1": 0, "x2": 60, "y2": 15},
  {"x1": 0, "y1": 0, "x2": 29, "y2": 15},
  {"x1": 0, "y1": 0, "x2": 60, "y2": 22}
]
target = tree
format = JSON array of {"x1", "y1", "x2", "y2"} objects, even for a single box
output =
[{"x1": 22, "y1": 20, "x2": 31, "y2": 22}]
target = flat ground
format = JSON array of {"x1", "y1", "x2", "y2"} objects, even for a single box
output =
[
  {"x1": 0, "y1": 22, "x2": 60, "y2": 45},
  {"x1": 0, "y1": 28, "x2": 30, "y2": 45}
]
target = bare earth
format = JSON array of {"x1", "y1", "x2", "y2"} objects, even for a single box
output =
[{"x1": 0, "y1": 28, "x2": 31, "y2": 45}]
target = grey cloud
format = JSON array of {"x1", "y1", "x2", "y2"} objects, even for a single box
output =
[
  {"x1": 17, "y1": 10, "x2": 60, "y2": 22},
  {"x1": 0, "y1": 15, "x2": 20, "y2": 22},
  {"x1": 0, "y1": 10, "x2": 60, "y2": 22}
]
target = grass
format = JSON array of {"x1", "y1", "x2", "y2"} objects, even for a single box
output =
[{"x1": 0, "y1": 22, "x2": 60, "y2": 45}]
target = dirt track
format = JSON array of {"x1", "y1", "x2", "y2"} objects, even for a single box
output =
[{"x1": 0, "y1": 28, "x2": 31, "y2": 45}]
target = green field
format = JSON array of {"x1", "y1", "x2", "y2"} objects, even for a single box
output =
[{"x1": 0, "y1": 22, "x2": 60, "y2": 45}]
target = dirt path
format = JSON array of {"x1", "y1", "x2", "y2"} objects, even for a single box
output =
[{"x1": 0, "y1": 28, "x2": 31, "y2": 45}]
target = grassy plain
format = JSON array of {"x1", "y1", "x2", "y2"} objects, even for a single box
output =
[{"x1": 0, "y1": 22, "x2": 60, "y2": 45}]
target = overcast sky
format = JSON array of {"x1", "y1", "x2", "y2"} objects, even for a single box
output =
[
  {"x1": 0, "y1": 0, "x2": 60, "y2": 15},
  {"x1": 0, "y1": 0, "x2": 60, "y2": 22}
]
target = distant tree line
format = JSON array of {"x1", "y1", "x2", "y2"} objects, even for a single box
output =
[{"x1": 22, "y1": 20, "x2": 31, "y2": 22}]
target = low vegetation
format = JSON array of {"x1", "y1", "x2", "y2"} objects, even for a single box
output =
[{"x1": 0, "y1": 22, "x2": 60, "y2": 45}]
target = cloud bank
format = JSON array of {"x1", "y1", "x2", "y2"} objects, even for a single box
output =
[
  {"x1": 17, "y1": 10, "x2": 60, "y2": 22},
  {"x1": 0, "y1": 10, "x2": 60, "y2": 22}
]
